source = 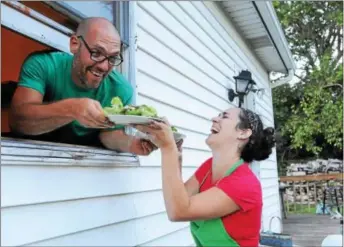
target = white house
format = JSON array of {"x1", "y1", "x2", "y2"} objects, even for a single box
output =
[{"x1": 1, "y1": 1, "x2": 296, "y2": 246}]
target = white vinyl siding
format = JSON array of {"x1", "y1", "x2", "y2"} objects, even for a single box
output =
[
  {"x1": 136, "y1": 1, "x2": 281, "y2": 237},
  {"x1": 1, "y1": 138, "x2": 196, "y2": 246},
  {"x1": 1, "y1": 1, "x2": 282, "y2": 246},
  {"x1": 202, "y1": 2, "x2": 280, "y2": 232}
]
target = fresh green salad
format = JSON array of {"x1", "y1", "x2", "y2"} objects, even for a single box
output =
[{"x1": 103, "y1": 97, "x2": 178, "y2": 132}]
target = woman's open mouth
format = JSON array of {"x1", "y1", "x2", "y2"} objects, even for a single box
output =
[{"x1": 211, "y1": 128, "x2": 219, "y2": 134}]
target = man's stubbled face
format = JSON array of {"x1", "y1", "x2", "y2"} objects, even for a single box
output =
[
  {"x1": 72, "y1": 48, "x2": 109, "y2": 89},
  {"x1": 70, "y1": 21, "x2": 121, "y2": 89}
]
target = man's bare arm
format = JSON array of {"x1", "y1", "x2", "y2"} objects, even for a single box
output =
[
  {"x1": 99, "y1": 129, "x2": 133, "y2": 152},
  {"x1": 9, "y1": 87, "x2": 76, "y2": 135},
  {"x1": 9, "y1": 87, "x2": 110, "y2": 135},
  {"x1": 99, "y1": 129, "x2": 157, "y2": 155}
]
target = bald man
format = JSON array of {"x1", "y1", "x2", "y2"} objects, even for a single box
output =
[{"x1": 9, "y1": 17, "x2": 156, "y2": 155}]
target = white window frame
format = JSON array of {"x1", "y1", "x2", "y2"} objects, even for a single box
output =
[
  {"x1": 1, "y1": 2, "x2": 139, "y2": 162},
  {"x1": 113, "y1": 1, "x2": 138, "y2": 104}
]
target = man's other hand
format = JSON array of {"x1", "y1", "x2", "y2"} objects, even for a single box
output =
[{"x1": 129, "y1": 138, "x2": 158, "y2": 156}]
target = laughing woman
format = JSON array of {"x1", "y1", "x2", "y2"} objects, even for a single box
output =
[{"x1": 135, "y1": 107, "x2": 276, "y2": 247}]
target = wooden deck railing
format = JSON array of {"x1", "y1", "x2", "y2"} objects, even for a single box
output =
[
  {"x1": 280, "y1": 173, "x2": 343, "y2": 182},
  {"x1": 279, "y1": 173, "x2": 343, "y2": 216}
]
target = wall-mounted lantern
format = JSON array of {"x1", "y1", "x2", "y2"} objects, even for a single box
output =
[{"x1": 228, "y1": 70, "x2": 257, "y2": 107}]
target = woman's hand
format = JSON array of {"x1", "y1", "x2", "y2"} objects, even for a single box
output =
[{"x1": 134, "y1": 118, "x2": 176, "y2": 150}]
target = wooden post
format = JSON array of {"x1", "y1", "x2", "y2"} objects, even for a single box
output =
[
  {"x1": 323, "y1": 188, "x2": 327, "y2": 214},
  {"x1": 314, "y1": 183, "x2": 317, "y2": 208},
  {"x1": 307, "y1": 182, "x2": 310, "y2": 213},
  {"x1": 286, "y1": 188, "x2": 289, "y2": 213},
  {"x1": 300, "y1": 185, "x2": 304, "y2": 213},
  {"x1": 334, "y1": 188, "x2": 340, "y2": 213},
  {"x1": 293, "y1": 182, "x2": 296, "y2": 212}
]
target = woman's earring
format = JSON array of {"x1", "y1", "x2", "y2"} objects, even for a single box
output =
[{"x1": 238, "y1": 135, "x2": 247, "y2": 140}]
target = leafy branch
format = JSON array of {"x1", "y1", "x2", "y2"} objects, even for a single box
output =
[{"x1": 272, "y1": 1, "x2": 343, "y2": 168}]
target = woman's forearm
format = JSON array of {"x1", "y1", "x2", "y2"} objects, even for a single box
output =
[{"x1": 161, "y1": 146, "x2": 190, "y2": 221}]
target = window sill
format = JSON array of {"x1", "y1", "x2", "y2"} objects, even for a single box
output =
[{"x1": 1, "y1": 137, "x2": 139, "y2": 167}]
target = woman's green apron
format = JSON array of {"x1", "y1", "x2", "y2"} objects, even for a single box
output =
[{"x1": 190, "y1": 159, "x2": 244, "y2": 247}]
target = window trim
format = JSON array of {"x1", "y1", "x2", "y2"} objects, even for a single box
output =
[
  {"x1": 3, "y1": 1, "x2": 74, "y2": 37},
  {"x1": 114, "y1": 1, "x2": 137, "y2": 104},
  {"x1": 2, "y1": 137, "x2": 139, "y2": 167},
  {"x1": 46, "y1": 1, "x2": 129, "y2": 46},
  {"x1": 113, "y1": 1, "x2": 130, "y2": 47},
  {"x1": 44, "y1": 1, "x2": 87, "y2": 25}
]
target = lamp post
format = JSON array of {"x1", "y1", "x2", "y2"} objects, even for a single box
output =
[{"x1": 228, "y1": 70, "x2": 256, "y2": 107}]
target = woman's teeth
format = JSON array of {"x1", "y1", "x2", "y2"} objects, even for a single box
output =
[{"x1": 211, "y1": 129, "x2": 219, "y2": 134}]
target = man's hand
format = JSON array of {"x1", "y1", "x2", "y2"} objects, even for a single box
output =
[
  {"x1": 99, "y1": 129, "x2": 157, "y2": 155},
  {"x1": 72, "y1": 98, "x2": 114, "y2": 128},
  {"x1": 176, "y1": 139, "x2": 183, "y2": 164},
  {"x1": 129, "y1": 137, "x2": 158, "y2": 156}
]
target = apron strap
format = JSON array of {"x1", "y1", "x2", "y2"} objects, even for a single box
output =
[
  {"x1": 224, "y1": 158, "x2": 244, "y2": 176},
  {"x1": 199, "y1": 170, "x2": 211, "y2": 190},
  {"x1": 198, "y1": 159, "x2": 244, "y2": 190}
]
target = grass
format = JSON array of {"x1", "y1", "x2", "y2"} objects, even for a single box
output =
[{"x1": 285, "y1": 203, "x2": 317, "y2": 214}]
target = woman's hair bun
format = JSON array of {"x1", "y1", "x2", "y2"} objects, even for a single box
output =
[
  {"x1": 250, "y1": 127, "x2": 276, "y2": 161},
  {"x1": 263, "y1": 127, "x2": 276, "y2": 149},
  {"x1": 239, "y1": 108, "x2": 277, "y2": 162}
]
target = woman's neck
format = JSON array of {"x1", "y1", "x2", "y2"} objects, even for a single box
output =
[{"x1": 211, "y1": 146, "x2": 241, "y2": 182}]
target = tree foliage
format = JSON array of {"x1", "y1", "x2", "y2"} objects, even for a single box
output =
[{"x1": 272, "y1": 1, "x2": 343, "y2": 167}]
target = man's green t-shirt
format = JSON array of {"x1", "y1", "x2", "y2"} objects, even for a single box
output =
[{"x1": 18, "y1": 51, "x2": 133, "y2": 146}]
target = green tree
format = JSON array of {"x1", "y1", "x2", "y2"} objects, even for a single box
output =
[{"x1": 272, "y1": 1, "x2": 343, "y2": 172}]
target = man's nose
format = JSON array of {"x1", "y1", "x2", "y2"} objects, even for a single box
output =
[
  {"x1": 211, "y1": 116, "x2": 219, "y2": 122},
  {"x1": 96, "y1": 59, "x2": 110, "y2": 72}
]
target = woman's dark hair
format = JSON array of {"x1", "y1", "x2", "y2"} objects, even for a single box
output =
[{"x1": 237, "y1": 108, "x2": 276, "y2": 162}]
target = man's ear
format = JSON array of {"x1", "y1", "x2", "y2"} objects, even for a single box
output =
[
  {"x1": 70, "y1": 35, "x2": 80, "y2": 54},
  {"x1": 238, "y1": 129, "x2": 252, "y2": 140}
]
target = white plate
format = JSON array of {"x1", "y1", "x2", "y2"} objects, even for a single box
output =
[
  {"x1": 108, "y1": 115, "x2": 186, "y2": 144},
  {"x1": 124, "y1": 126, "x2": 186, "y2": 145},
  {"x1": 107, "y1": 114, "x2": 157, "y2": 125},
  {"x1": 135, "y1": 130, "x2": 186, "y2": 145}
]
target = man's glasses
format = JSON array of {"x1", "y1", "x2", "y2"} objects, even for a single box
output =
[{"x1": 77, "y1": 36, "x2": 123, "y2": 66}]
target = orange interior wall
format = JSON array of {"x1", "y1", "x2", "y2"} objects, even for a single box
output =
[
  {"x1": 1, "y1": 26, "x2": 50, "y2": 133},
  {"x1": 1, "y1": 27, "x2": 50, "y2": 82}
]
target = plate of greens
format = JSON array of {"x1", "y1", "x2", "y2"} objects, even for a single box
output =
[
  {"x1": 103, "y1": 97, "x2": 186, "y2": 142},
  {"x1": 106, "y1": 115, "x2": 156, "y2": 125},
  {"x1": 104, "y1": 97, "x2": 164, "y2": 125}
]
